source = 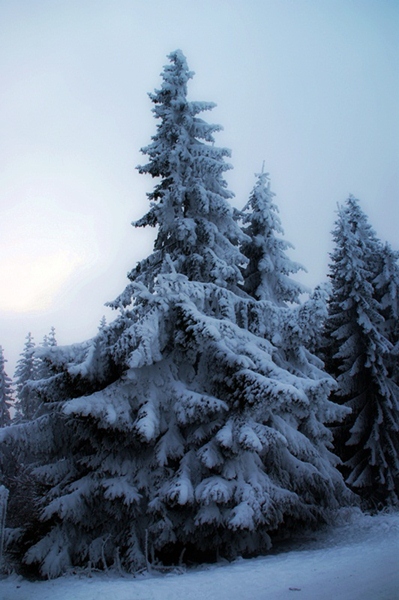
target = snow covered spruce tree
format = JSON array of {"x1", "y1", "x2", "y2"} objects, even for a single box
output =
[
  {"x1": 323, "y1": 196, "x2": 399, "y2": 506},
  {"x1": 0, "y1": 346, "x2": 13, "y2": 523},
  {"x1": 13, "y1": 333, "x2": 40, "y2": 422},
  {"x1": 238, "y1": 168, "x2": 307, "y2": 305},
  {"x1": 373, "y1": 242, "x2": 399, "y2": 385},
  {"x1": 237, "y1": 167, "x2": 333, "y2": 377},
  {"x1": 129, "y1": 51, "x2": 243, "y2": 290},
  {"x1": 0, "y1": 347, "x2": 12, "y2": 428},
  {"x1": 13, "y1": 330, "x2": 58, "y2": 423},
  {"x1": 36, "y1": 328, "x2": 58, "y2": 380},
  {"x1": 1, "y1": 51, "x2": 350, "y2": 578}
]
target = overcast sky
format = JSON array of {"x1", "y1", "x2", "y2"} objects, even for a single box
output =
[{"x1": 0, "y1": 0, "x2": 398, "y2": 374}]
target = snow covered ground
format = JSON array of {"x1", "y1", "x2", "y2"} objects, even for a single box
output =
[{"x1": 1, "y1": 510, "x2": 398, "y2": 600}]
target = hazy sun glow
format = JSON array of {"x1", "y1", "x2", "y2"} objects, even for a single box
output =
[
  {"x1": 0, "y1": 249, "x2": 84, "y2": 312},
  {"x1": 0, "y1": 196, "x2": 98, "y2": 314}
]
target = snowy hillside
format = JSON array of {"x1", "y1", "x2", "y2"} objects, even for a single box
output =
[{"x1": 1, "y1": 510, "x2": 398, "y2": 600}]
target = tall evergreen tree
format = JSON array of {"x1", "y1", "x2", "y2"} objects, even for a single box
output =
[
  {"x1": 0, "y1": 347, "x2": 12, "y2": 428},
  {"x1": 126, "y1": 49, "x2": 245, "y2": 292},
  {"x1": 239, "y1": 168, "x2": 307, "y2": 305},
  {"x1": 373, "y1": 242, "x2": 399, "y2": 384},
  {"x1": 323, "y1": 196, "x2": 399, "y2": 506},
  {"x1": 1, "y1": 51, "x2": 350, "y2": 578},
  {"x1": 14, "y1": 333, "x2": 40, "y2": 422}
]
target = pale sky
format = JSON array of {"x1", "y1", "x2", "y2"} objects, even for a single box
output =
[{"x1": 0, "y1": 0, "x2": 398, "y2": 375}]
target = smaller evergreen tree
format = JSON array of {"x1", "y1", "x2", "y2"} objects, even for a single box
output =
[
  {"x1": 14, "y1": 333, "x2": 40, "y2": 422},
  {"x1": 98, "y1": 316, "x2": 107, "y2": 332},
  {"x1": 0, "y1": 347, "x2": 12, "y2": 428},
  {"x1": 37, "y1": 328, "x2": 58, "y2": 380},
  {"x1": 0, "y1": 346, "x2": 15, "y2": 540},
  {"x1": 373, "y1": 242, "x2": 399, "y2": 384},
  {"x1": 47, "y1": 327, "x2": 57, "y2": 348},
  {"x1": 324, "y1": 196, "x2": 399, "y2": 506},
  {"x1": 239, "y1": 168, "x2": 307, "y2": 305}
]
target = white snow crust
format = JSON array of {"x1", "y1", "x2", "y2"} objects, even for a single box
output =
[{"x1": 1, "y1": 510, "x2": 398, "y2": 600}]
